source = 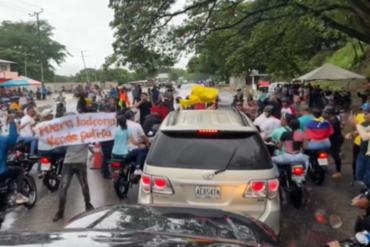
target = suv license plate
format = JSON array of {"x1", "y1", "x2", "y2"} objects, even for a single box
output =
[
  {"x1": 195, "y1": 186, "x2": 221, "y2": 199},
  {"x1": 318, "y1": 158, "x2": 328, "y2": 166},
  {"x1": 41, "y1": 163, "x2": 51, "y2": 171}
]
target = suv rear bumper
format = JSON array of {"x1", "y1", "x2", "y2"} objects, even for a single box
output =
[{"x1": 137, "y1": 190, "x2": 280, "y2": 235}]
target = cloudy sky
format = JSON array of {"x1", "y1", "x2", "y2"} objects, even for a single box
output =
[{"x1": 0, "y1": 0, "x2": 189, "y2": 75}]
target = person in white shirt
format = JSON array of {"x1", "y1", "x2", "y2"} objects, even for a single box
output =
[
  {"x1": 17, "y1": 107, "x2": 38, "y2": 158},
  {"x1": 34, "y1": 109, "x2": 66, "y2": 177},
  {"x1": 124, "y1": 110, "x2": 151, "y2": 169},
  {"x1": 253, "y1": 112, "x2": 268, "y2": 127},
  {"x1": 260, "y1": 106, "x2": 281, "y2": 137},
  {"x1": 125, "y1": 110, "x2": 151, "y2": 149}
]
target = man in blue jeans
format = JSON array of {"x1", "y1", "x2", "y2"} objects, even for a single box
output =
[
  {"x1": 100, "y1": 104, "x2": 116, "y2": 179},
  {"x1": 351, "y1": 107, "x2": 370, "y2": 188}
]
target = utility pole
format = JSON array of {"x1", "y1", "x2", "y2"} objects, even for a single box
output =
[
  {"x1": 81, "y1": 51, "x2": 90, "y2": 84},
  {"x1": 29, "y1": 9, "x2": 44, "y2": 84},
  {"x1": 94, "y1": 64, "x2": 97, "y2": 82}
]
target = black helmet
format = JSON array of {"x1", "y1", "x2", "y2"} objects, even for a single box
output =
[
  {"x1": 282, "y1": 113, "x2": 294, "y2": 124},
  {"x1": 124, "y1": 110, "x2": 135, "y2": 119},
  {"x1": 323, "y1": 106, "x2": 335, "y2": 115},
  {"x1": 263, "y1": 105, "x2": 274, "y2": 113}
]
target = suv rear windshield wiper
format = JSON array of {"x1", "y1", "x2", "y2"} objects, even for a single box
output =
[{"x1": 214, "y1": 147, "x2": 238, "y2": 175}]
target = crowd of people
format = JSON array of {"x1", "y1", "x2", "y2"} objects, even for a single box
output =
[{"x1": 2, "y1": 81, "x2": 370, "y2": 246}]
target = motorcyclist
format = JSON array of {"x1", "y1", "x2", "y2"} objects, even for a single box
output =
[
  {"x1": 142, "y1": 106, "x2": 162, "y2": 135},
  {"x1": 271, "y1": 117, "x2": 309, "y2": 174},
  {"x1": 34, "y1": 109, "x2": 66, "y2": 178},
  {"x1": 9, "y1": 96, "x2": 21, "y2": 111},
  {"x1": 17, "y1": 107, "x2": 38, "y2": 159},
  {"x1": 259, "y1": 105, "x2": 281, "y2": 138},
  {"x1": 232, "y1": 88, "x2": 243, "y2": 106},
  {"x1": 305, "y1": 108, "x2": 333, "y2": 150},
  {"x1": 0, "y1": 113, "x2": 29, "y2": 204},
  {"x1": 55, "y1": 92, "x2": 66, "y2": 115},
  {"x1": 125, "y1": 110, "x2": 151, "y2": 168},
  {"x1": 280, "y1": 97, "x2": 296, "y2": 115}
]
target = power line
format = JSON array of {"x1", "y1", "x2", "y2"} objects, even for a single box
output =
[
  {"x1": 14, "y1": 0, "x2": 41, "y2": 9},
  {"x1": 29, "y1": 9, "x2": 44, "y2": 84},
  {"x1": 0, "y1": 1, "x2": 30, "y2": 13}
]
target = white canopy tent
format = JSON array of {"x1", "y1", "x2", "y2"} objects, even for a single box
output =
[{"x1": 293, "y1": 63, "x2": 366, "y2": 82}]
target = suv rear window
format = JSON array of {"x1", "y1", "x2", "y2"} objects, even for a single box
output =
[{"x1": 146, "y1": 131, "x2": 272, "y2": 170}]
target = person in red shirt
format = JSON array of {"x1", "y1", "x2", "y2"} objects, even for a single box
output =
[{"x1": 158, "y1": 97, "x2": 172, "y2": 120}]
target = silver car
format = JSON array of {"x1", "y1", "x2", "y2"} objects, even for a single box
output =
[{"x1": 138, "y1": 108, "x2": 281, "y2": 234}]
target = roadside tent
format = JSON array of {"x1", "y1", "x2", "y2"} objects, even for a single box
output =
[
  {"x1": 0, "y1": 76, "x2": 42, "y2": 87},
  {"x1": 294, "y1": 64, "x2": 366, "y2": 82}
]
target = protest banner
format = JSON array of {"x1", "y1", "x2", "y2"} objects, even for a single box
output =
[{"x1": 34, "y1": 113, "x2": 117, "y2": 148}]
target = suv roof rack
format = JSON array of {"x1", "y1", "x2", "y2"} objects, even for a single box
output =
[{"x1": 232, "y1": 107, "x2": 248, "y2": 126}]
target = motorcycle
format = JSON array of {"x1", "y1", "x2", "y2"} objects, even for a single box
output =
[
  {"x1": 39, "y1": 156, "x2": 63, "y2": 192},
  {"x1": 0, "y1": 154, "x2": 37, "y2": 228},
  {"x1": 0, "y1": 97, "x2": 10, "y2": 111},
  {"x1": 147, "y1": 124, "x2": 160, "y2": 140},
  {"x1": 306, "y1": 150, "x2": 328, "y2": 185},
  {"x1": 265, "y1": 142, "x2": 305, "y2": 208},
  {"x1": 109, "y1": 149, "x2": 147, "y2": 199},
  {"x1": 55, "y1": 100, "x2": 66, "y2": 117}
]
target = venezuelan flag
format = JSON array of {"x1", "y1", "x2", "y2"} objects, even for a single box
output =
[{"x1": 305, "y1": 118, "x2": 333, "y2": 140}]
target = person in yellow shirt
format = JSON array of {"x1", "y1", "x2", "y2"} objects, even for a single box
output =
[
  {"x1": 346, "y1": 106, "x2": 366, "y2": 181},
  {"x1": 9, "y1": 97, "x2": 21, "y2": 111}
]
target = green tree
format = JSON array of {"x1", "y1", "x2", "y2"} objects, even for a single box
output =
[
  {"x1": 108, "y1": 0, "x2": 370, "y2": 72},
  {"x1": 0, "y1": 20, "x2": 70, "y2": 82}
]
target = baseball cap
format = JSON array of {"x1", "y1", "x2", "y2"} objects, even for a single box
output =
[
  {"x1": 236, "y1": 101, "x2": 243, "y2": 106},
  {"x1": 151, "y1": 106, "x2": 160, "y2": 113},
  {"x1": 41, "y1": 109, "x2": 53, "y2": 118}
]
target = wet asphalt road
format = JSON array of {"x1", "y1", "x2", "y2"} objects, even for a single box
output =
[{"x1": 2, "y1": 86, "x2": 362, "y2": 247}]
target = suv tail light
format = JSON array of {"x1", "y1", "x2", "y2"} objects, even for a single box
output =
[
  {"x1": 319, "y1": 153, "x2": 328, "y2": 159},
  {"x1": 243, "y1": 179, "x2": 279, "y2": 199},
  {"x1": 140, "y1": 174, "x2": 174, "y2": 195},
  {"x1": 292, "y1": 166, "x2": 304, "y2": 176},
  {"x1": 40, "y1": 157, "x2": 50, "y2": 164}
]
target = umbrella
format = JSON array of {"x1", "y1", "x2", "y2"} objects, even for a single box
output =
[
  {"x1": 294, "y1": 64, "x2": 366, "y2": 82},
  {"x1": 0, "y1": 76, "x2": 42, "y2": 87}
]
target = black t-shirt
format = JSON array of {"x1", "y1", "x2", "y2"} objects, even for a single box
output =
[
  {"x1": 329, "y1": 117, "x2": 342, "y2": 140},
  {"x1": 280, "y1": 131, "x2": 305, "y2": 152},
  {"x1": 139, "y1": 101, "x2": 152, "y2": 124},
  {"x1": 142, "y1": 114, "x2": 161, "y2": 134},
  {"x1": 270, "y1": 99, "x2": 282, "y2": 118}
]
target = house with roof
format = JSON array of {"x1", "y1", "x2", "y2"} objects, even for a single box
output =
[{"x1": 0, "y1": 59, "x2": 18, "y2": 83}]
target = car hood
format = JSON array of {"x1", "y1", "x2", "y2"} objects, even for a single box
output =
[
  {"x1": 64, "y1": 204, "x2": 278, "y2": 246},
  {"x1": 0, "y1": 229, "x2": 274, "y2": 246}
]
